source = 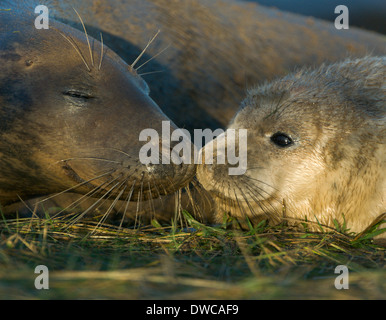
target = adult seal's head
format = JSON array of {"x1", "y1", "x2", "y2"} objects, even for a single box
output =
[
  {"x1": 197, "y1": 56, "x2": 385, "y2": 235},
  {"x1": 0, "y1": 8, "x2": 195, "y2": 205}
]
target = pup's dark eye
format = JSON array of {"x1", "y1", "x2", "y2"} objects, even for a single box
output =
[
  {"x1": 63, "y1": 90, "x2": 93, "y2": 100},
  {"x1": 270, "y1": 132, "x2": 294, "y2": 148}
]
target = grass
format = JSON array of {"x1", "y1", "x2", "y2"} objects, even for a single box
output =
[{"x1": 0, "y1": 209, "x2": 385, "y2": 299}]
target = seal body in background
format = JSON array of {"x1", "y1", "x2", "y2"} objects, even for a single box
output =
[{"x1": 197, "y1": 56, "x2": 385, "y2": 235}]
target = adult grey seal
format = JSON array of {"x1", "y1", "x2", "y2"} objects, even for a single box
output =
[
  {"x1": 197, "y1": 56, "x2": 385, "y2": 235},
  {"x1": 0, "y1": 5, "x2": 195, "y2": 209}
]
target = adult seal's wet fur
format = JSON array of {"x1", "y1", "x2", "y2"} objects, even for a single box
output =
[
  {"x1": 197, "y1": 56, "x2": 385, "y2": 235},
  {"x1": 0, "y1": 6, "x2": 195, "y2": 207}
]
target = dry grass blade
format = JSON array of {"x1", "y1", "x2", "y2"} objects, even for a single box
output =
[{"x1": 0, "y1": 210, "x2": 385, "y2": 299}]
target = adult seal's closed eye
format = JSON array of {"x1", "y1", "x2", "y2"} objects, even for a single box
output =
[
  {"x1": 197, "y1": 56, "x2": 385, "y2": 236},
  {"x1": 0, "y1": 7, "x2": 195, "y2": 207}
]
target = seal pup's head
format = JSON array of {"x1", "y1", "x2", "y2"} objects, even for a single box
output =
[{"x1": 197, "y1": 56, "x2": 385, "y2": 234}]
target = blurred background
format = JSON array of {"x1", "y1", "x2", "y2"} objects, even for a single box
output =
[{"x1": 248, "y1": 0, "x2": 386, "y2": 34}]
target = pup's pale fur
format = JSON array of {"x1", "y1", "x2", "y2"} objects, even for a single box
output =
[{"x1": 197, "y1": 56, "x2": 385, "y2": 235}]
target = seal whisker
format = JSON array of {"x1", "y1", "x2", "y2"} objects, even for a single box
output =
[
  {"x1": 243, "y1": 176, "x2": 280, "y2": 193},
  {"x1": 136, "y1": 44, "x2": 170, "y2": 71},
  {"x1": 147, "y1": 181, "x2": 157, "y2": 220},
  {"x1": 158, "y1": 181, "x2": 169, "y2": 197},
  {"x1": 85, "y1": 147, "x2": 133, "y2": 159},
  {"x1": 91, "y1": 176, "x2": 130, "y2": 216},
  {"x1": 37, "y1": 169, "x2": 114, "y2": 204},
  {"x1": 184, "y1": 184, "x2": 199, "y2": 220},
  {"x1": 243, "y1": 178, "x2": 292, "y2": 220},
  {"x1": 72, "y1": 7, "x2": 94, "y2": 67},
  {"x1": 186, "y1": 182, "x2": 210, "y2": 222},
  {"x1": 53, "y1": 28, "x2": 91, "y2": 72},
  {"x1": 191, "y1": 180, "x2": 212, "y2": 209},
  {"x1": 235, "y1": 184, "x2": 259, "y2": 219},
  {"x1": 158, "y1": 175, "x2": 175, "y2": 197},
  {"x1": 50, "y1": 177, "x2": 116, "y2": 220},
  {"x1": 218, "y1": 180, "x2": 229, "y2": 220},
  {"x1": 149, "y1": 174, "x2": 164, "y2": 205},
  {"x1": 91, "y1": 183, "x2": 128, "y2": 235},
  {"x1": 118, "y1": 180, "x2": 137, "y2": 233},
  {"x1": 98, "y1": 32, "x2": 104, "y2": 71},
  {"x1": 241, "y1": 178, "x2": 283, "y2": 210},
  {"x1": 242, "y1": 182, "x2": 275, "y2": 220},
  {"x1": 130, "y1": 29, "x2": 161, "y2": 70},
  {"x1": 176, "y1": 188, "x2": 185, "y2": 227},
  {"x1": 227, "y1": 181, "x2": 238, "y2": 215},
  {"x1": 233, "y1": 189, "x2": 251, "y2": 224},
  {"x1": 166, "y1": 175, "x2": 180, "y2": 192},
  {"x1": 242, "y1": 178, "x2": 283, "y2": 217},
  {"x1": 59, "y1": 157, "x2": 122, "y2": 164},
  {"x1": 134, "y1": 173, "x2": 145, "y2": 229},
  {"x1": 138, "y1": 70, "x2": 165, "y2": 77},
  {"x1": 227, "y1": 182, "x2": 235, "y2": 221},
  {"x1": 171, "y1": 189, "x2": 181, "y2": 228},
  {"x1": 63, "y1": 175, "x2": 123, "y2": 228}
]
